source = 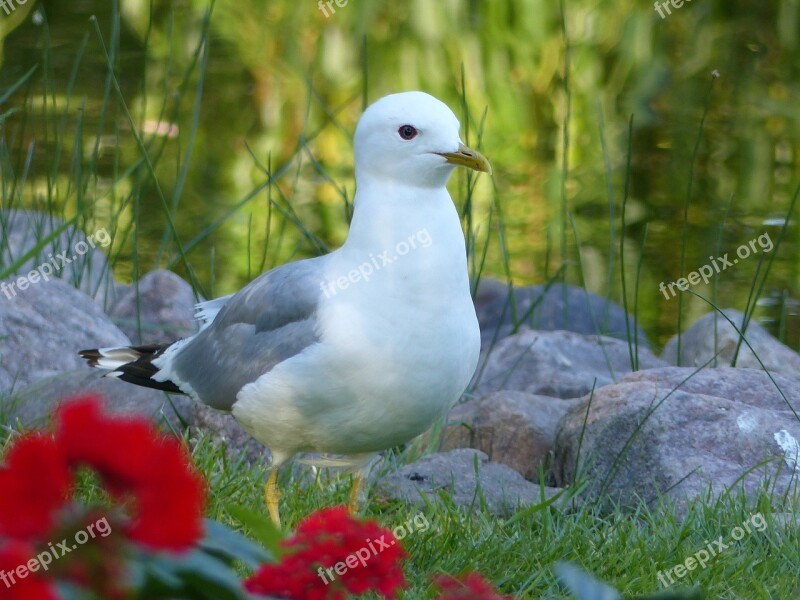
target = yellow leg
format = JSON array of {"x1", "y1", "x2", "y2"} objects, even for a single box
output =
[
  {"x1": 265, "y1": 469, "x2": 281, "y2": 528},
  {"x1": 348, "y1": 471, "x2": 364, "y2": 515}
]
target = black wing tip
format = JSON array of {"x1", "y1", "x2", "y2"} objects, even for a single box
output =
[
  {"x1": 79, "y1": 348, "x2": 102, "y2": 366},
  {"x1": 76, "y1": 344, "x2": 185, "y2": 395},
  {"x1": 114, "y1": 369, "x2": 185, "y2": 395}
]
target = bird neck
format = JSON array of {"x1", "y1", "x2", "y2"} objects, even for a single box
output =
[
  {"x1": 329, "y1": 175, "x2": 471, "y2": 308},
  {"x1": 345, "y1": 176, "x2": 462, "y2": 252}
]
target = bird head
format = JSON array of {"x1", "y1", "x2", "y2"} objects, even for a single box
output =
[{"x1": 353, "y1": 91, "x2": 491, "y2": 189}]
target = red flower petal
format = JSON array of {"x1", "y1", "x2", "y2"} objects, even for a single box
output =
[
  {"x1": 0, "y1": 434, "x2": 71, "y2": 540},
  {"x1": 433, "y1": 572, "x2": 514, "y2": 599},
  {"x1": 0, "y1": 541, "x2": 60, "y2": 600},
  {"x1": 126, "y1": 439, "x2": 206, "y2": 550},
  {"x1": 245, "y1": 507, "x2": 406, "y2": 600},
  {"x1": 55, "y1": 395, "x2": 156, "y2": 490},
  {"x1": 55, "y1": 395, "x2": 206, "y2": 551}
]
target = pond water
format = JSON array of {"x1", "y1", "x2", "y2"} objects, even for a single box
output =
[{"x1": 1, "y1": 0, "x2": 799, "y2": 349}]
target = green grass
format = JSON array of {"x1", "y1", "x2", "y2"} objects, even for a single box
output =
[
  {"x1": 183, "y1": 433, "x2": 799, "y2": 599},
  {"x1": 187, "y1": 423, "x2": 800, "y2": 599},
  {"x1": 3, "y1": 414, "x2": 795, "y2": 599}
]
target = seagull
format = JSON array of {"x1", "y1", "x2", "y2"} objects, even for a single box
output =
[{"x1": 80, "y1": 91, "x2": 489, "y2": 527}]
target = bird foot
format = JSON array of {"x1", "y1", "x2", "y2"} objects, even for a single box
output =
[{"x1": 265, "y1": 469, "x2": 282, "y2": 528}]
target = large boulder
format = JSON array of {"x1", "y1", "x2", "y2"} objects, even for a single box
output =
[
  {"x1": 434, "y1": 391, "x2": 579, "y2": 480},
  {"x1": 0, "y1": 209, "x2": 123, "y2": 307},
  {"x1": 472, "y1": 328, "x2": 667, "y2": 400},
  {"x1": 108, "y1": 269, "x2": 199, "y2": 344},
  {"x1": 0, "y1": 278, "x2": 129, "y2": 393},
  {"x1": 4, "y1": 369, "x2": 190, "y2": 430},
  {"x1": 4, "y1": 369, "x2": 267, "y2": 462},
  {"x1": 375, "y1": 449, "x2": 571, "y2": 516},
  {"x1": 554, "y1": 367, "x2": 800, "y2": 513},
  {"x1": 474, "y1": 279, "x2": 649, "y2": 349},
  {"x1": 661, "y1": 308, "x2": 800, "y2": 378}
]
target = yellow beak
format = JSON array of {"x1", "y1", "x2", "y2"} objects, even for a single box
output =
[{"x1": 437, "y1": 143, "x2": 492, "y2": 175}]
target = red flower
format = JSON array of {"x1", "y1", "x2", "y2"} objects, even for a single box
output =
[
  {"x1": 0, "y1": 393, "x2": 208, "y2": 600},
  {"x1": 126, "y1": 438, "x2": 206, "y2": 550},
  {"x1": 245, "y1": 506, "x2": 406, "y2": 600},
  {"x1": 433, "y1": 572, "x2": 514, "y2": 600},
  {"x1": 55, "y1": 395, "x2": 206, "y2": 551},
  {"x1": 0, "y1": 541, "x2": 60, "y2": 600},
  {"x1": 0, "y1": 435, "x2": 71, "y2": 541},
  {"x1": 56, "y1": 398, "x2": 158, "y2": 492}
]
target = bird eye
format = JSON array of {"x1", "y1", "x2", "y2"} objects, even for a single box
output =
[{"x1": 398, "y1": 125, "x2": 418, "y2": 140}]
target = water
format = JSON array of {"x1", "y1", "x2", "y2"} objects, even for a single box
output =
[{"x1": 1, "y1": 0, "x2": 798, "y2": 349}]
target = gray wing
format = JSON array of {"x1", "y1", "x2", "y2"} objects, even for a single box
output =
[{"x1": 169, "y1": 255, "x2": 326, "y2": 410}]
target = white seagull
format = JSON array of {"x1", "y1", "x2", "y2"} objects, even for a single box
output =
[{"x1": 80, "y1": 91, "x2": 489, "y2": 527}]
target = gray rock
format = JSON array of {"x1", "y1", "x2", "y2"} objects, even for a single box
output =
[
  {"x1": 472, "y1": 277, "x2": 509, "y2": 325},
  {"x1": 771, "y1": 512, "x2": 800, "y2": 533},
  {"x1": 472, "y1": 328, "x2": 667, "y2": 400},
  {"x1": 3, "y1": 368, "x2": 268, "y2": 462},
  {"x1": 3, "y1": 369, "x2": 191, "y2": 430},
  {"x1": 0, "y1": 209, "x2": 123, "y2": 307},
  {"x1": 554, "y1": 367, "x2": 800, "y2": 513},
  {"x1": 109, "y1": 269, "x2": 199, "y2": 344},
  {"x1": 475, "y1": 279, "x2": 648, "y2": 349},
  {"x1": 0, "y1": 278, "x2": 130, "y2": 393},
  {"x1": 661, "y1": 308, "x2": 800, "y2": 378},
  {"x1": 374, "y1": 449, "x2": 570, "y2": 516},
  {"x1": 434, "y1": 391, "x2": 579, "y2": 480},
  {"x1": 620, "y1": 367, "x2": 800, "y2": 413}
]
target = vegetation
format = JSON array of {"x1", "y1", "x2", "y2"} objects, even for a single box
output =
[{"x1": 2, "y1": 0, "x2": 799, "y2": 344}]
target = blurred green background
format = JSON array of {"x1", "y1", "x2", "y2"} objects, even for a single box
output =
[{"x1": 1, "y1": 0, "x2": 799, "y2": 348}]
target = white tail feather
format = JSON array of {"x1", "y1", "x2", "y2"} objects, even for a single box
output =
[
  {"x1": 194, "y1": 295, "x2": 233, "y2": 330},
  {"x1": 91, "y1": 347, "x2": 142, "y2": 370}
]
